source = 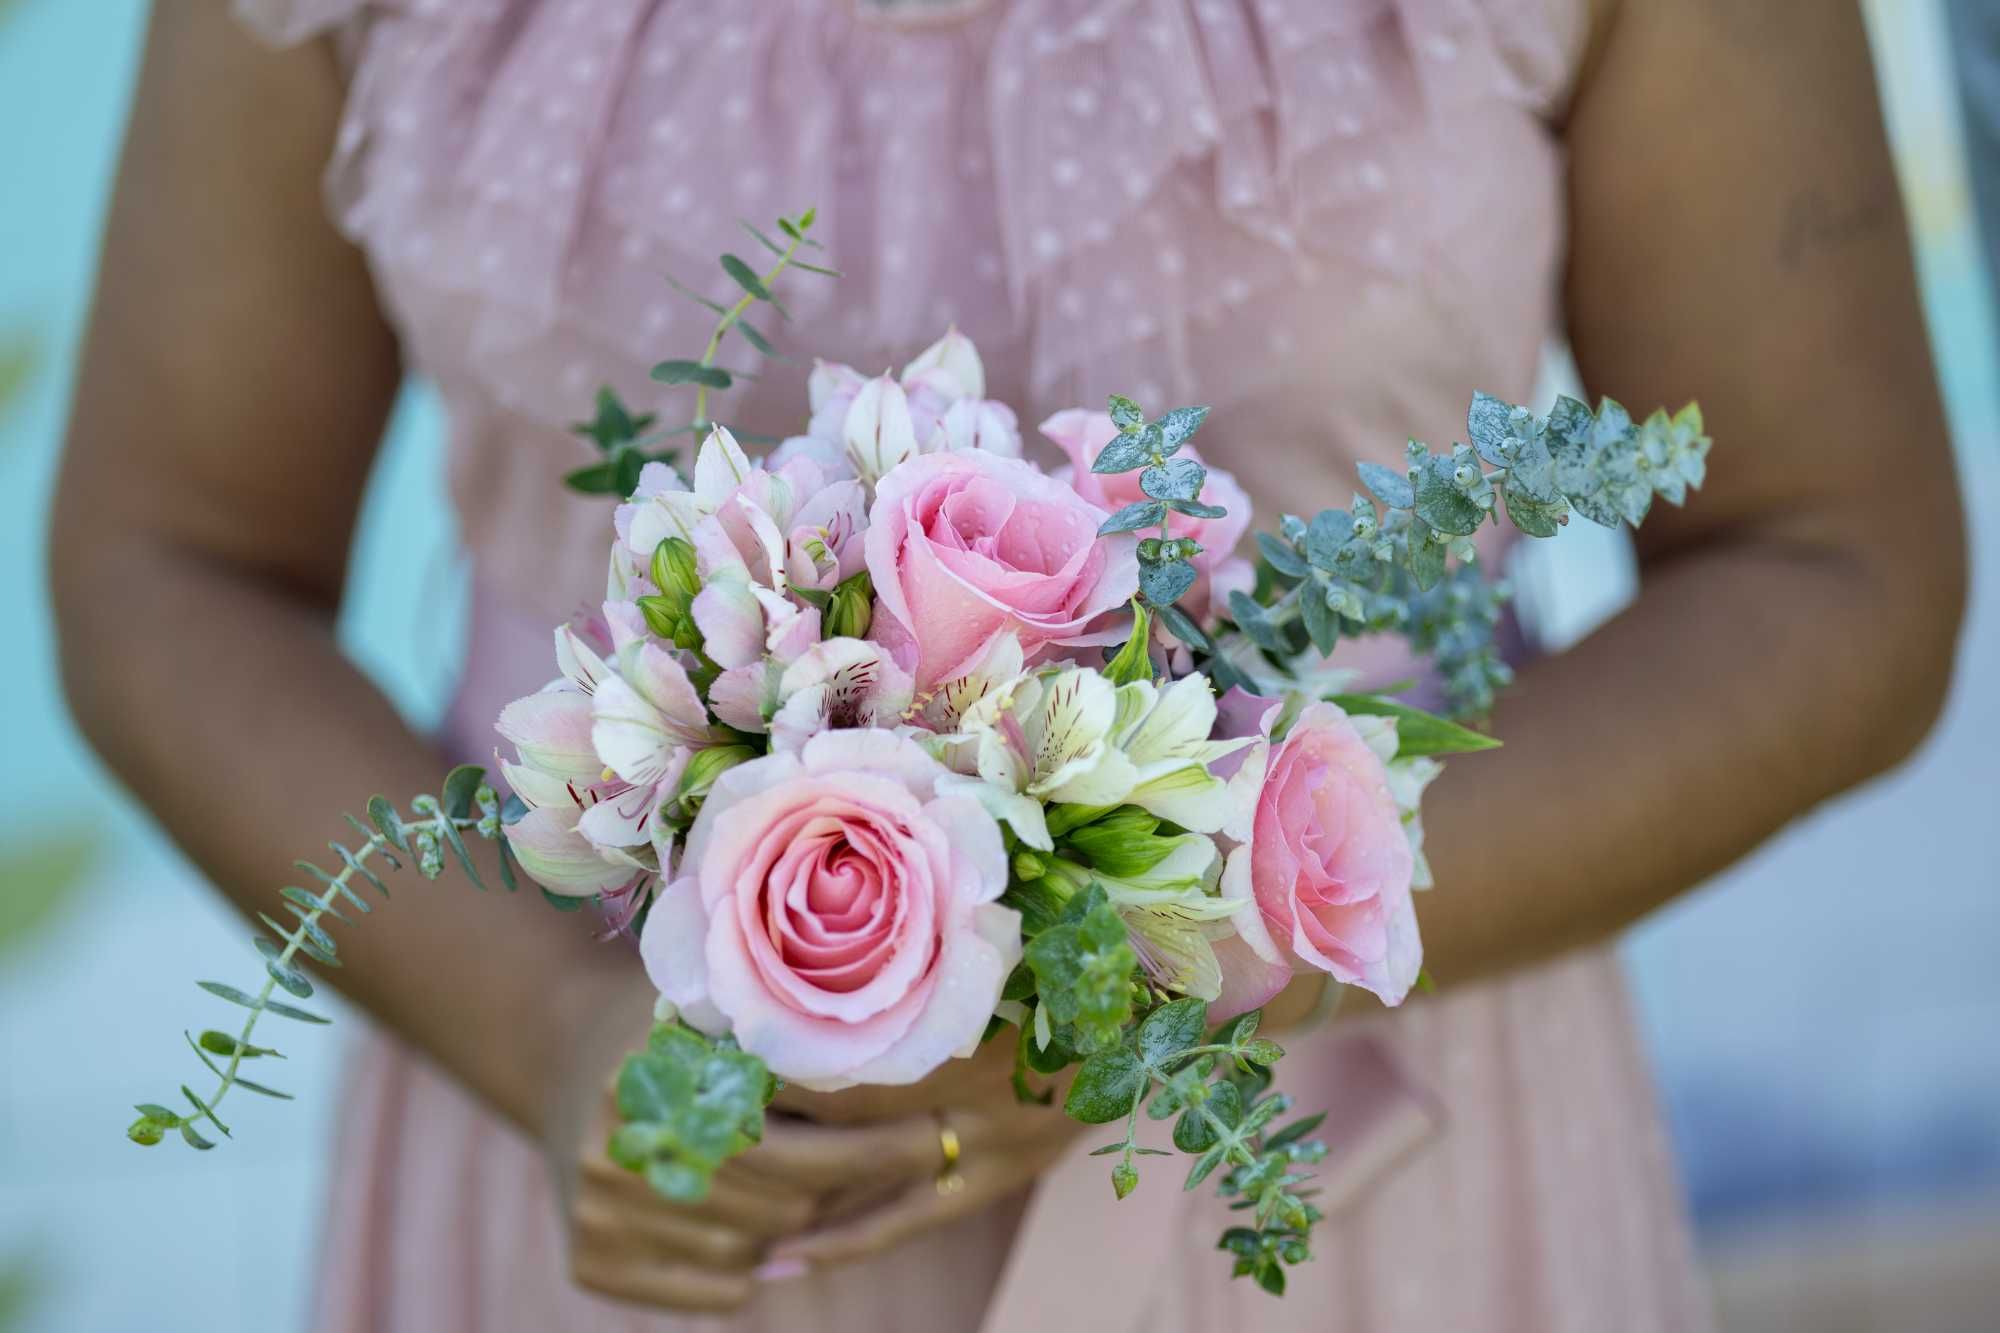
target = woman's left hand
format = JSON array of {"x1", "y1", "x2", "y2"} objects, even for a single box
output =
[{"x1": 746, "y1": 1027, "x2": 1084, "y2": 1274}]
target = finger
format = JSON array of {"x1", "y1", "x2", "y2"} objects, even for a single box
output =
[
  {"x1": 765, "y1": 1146, "x2": 1050, "y2": 1270},
  {"x1": 569, "y1": 1252, "x2": 753, "y2": 1314},
  {"x1": 583, "y1": 1153, "x2": 817, "y2": 1237},
  {"x1": 572, "y1": 1190, "x2": 761, "y2": 1270},
  {"x1": 730, "y1": 1112, "x2": 955, "y2": 1191}
]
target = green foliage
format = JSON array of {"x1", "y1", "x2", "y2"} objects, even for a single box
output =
[
  {"x1": 565, "y1": 386, "x2": 677, "y2": 496},
  {"x1": 129, "y1": 771, "x2": 510, "y2": 1154},
  {"x1": 608, "y1": 1021, "x2": 774, "y2": 1203},
  {"x1": 1054, "y1": 997, "x2": 1328, "y2": 1294},
  {"x1": 1326, "y1": 694, "x2": 1499, "y2": 757},
  {"x1": 1022, "y1": 885, "x2": 1136, "y2": 1055},
  {"x1": 1229, "y1": 391, "x2": 1709, "y2": 716},
  {"x1": 1089, "y1": 393, "x2": 1228, "y2": 638}
]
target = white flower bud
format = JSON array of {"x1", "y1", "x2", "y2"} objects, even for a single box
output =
[
  {"x1": 900, "y1": 327, "x2": 986, "y2": 401},
  {"x1": 842, "y1": 373, "x2": 918, "y2": 485}
]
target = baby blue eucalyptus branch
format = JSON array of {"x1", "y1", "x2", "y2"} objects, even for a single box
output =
[
  {"x1": 125, "y1": 765, "x2": 518, "y2": 1151},
  {"x1": 1230, "y1": 392, "x2": 1710, "y2": 715}
]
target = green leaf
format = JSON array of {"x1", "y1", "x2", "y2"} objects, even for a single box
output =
[
  {"x1": 254, "y1": 942, "x2": 315, "y2": 998},
  {"x1": 1263, "y1": 1111, "x2": 1327, "y2": 1152},
  {"x1": 1140, "y1": 458, "x2": 1205, "y2": 502},
  {"x1": 1107, "y1": 394, "x2": 1144, "y2": 431},
  {"x1": 1169, "y1": 498, "x2": 1228, "y2": 520},
  {"x1": 1327, "y1": 694, "x2": 1500, "y2": 756},
  {"x1": 739, "y1": 218, "x2": 787, "y2": 256},
  {"x1": 1157, "y1": 405, "x2": 1210, "y2": 452},
  {"x1": 650, "y1": 360, "x2": 733, "y2": 389},
  {"x1": 1254, "y1": 532, "x2": 1308, "y2": 579},
  {"x1": 1024, "y1": 885, "x2": 1135, "y2": 1054},
  {"x1": 197, "y1": 1030, "x2": 279, "y2": 1060},
  {"x1": 664, "y1": 272, "x2": 729, "y2": 314},
  {"x1": 1501, "y1": 484, "x2": 1567, "y2": 538},
  {"x1": 197, "y1": 980, "x2": 329, "y2": 1024},
  {"x1": 1091, "y1": 427, "x2": 1157, "y2": 475},
  {"x1": 429, "y1": 810, "x2": 486, "y2": 890},
  {"x1": 1405, "y1": 518, "x2": 1445, "y2": 591},
  {"x1": 1299, "y1": 579, "x2": 1339, "y2": 657},
  {"x1": 1356, "y1": 461, "x2": 1414, "y2": 510},
  {"x1": 1099, "y1": 499, "x2": 1166, "y2": 536},
  {"x1": 325, "y1": 842, "x2": 389, "y2": 902},
  {"x1": 1138, "y1": 997, "x2": 1207, "y2": 1067},
  {"x1": 367, "y1": 796, "x2": 407, "y2": 852},
  {"x1": 1064, "y1": 1047, "x2": 1145, "y2": 1124},
  {"x1": 1154, "y1": 602, "x2": 1211, "y2": 652},
  {"x1": 1228, "y1": 591, "x2": 1284, "y2": 654},
  {"x1": 441, "y1": 765, "x2": 486, "y2": 819},
  {"x1": 178, "y1": 1121, "x2": 214, "y2": 1151},
  {"x1": 719, "y1": 253, "x2": 772, "y2": 302},
  {"x1": 184, "y1": 1035, "x2": 293, "y2": 1101},
  {"x1": 1304, "y1": 510, "x2": 1352, "y2": 570},
  {"x1": 733, "y1": 317, "x2": 777, "y2": 356},
  {"x1": 1139, "y1": 558, "x2": 1196, "y2": 607},
  {"x1": 1466, "y1": 390, "x2": 1513, "y2": 457},
  {"x1": 1413, "y1": 455, "x2": 1484, "y2": 537},
  {"x1": 1102, "y1": 602, "x2": 1155, "y2": 686},
  {"x1": 541, "y1": 886, "x2": 587, "y2": 912},
  {"x1": 259, "y1": 911, "x2": 338, "y2": 967}
]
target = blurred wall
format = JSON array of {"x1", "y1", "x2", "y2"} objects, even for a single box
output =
[{"x1": 0, "y1": 2, "x2": 1993, "y2": 1330}]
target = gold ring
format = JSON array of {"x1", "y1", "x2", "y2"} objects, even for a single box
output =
[{"x1": 934, "y1": 1115, "x2": 965, "y2": 1196}]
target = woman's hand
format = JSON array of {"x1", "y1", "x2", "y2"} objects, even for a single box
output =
[{"x1": 547, "y1": 970, "x2": 1084, "y2": 1311}]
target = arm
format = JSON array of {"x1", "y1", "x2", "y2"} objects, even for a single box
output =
[
  {"x1": 1413, "y1": 0, "x2": 1967, "y2": 985},
  {"x1": 48, "y1": 3, "x2": 609, "y2": 1143}
]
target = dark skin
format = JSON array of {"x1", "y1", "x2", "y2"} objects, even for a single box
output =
[{"x1": 49, "y1": 0, "x2": 1964, "y2": 1314}]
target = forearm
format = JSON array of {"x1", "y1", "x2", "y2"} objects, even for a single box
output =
[
  {"x1": 55, "y1": 533, "x2": 623, "y2": 1138},
  {"x1": 1414, "y1": 524, "x2": 1954, "y2": 987}
]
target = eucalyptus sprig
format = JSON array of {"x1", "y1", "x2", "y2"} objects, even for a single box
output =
[
  {"x1": 1091, "y1": 394, "x2": 1223, "y2": 656},
  {"x1": 564, "y1": 208, "x2": 838, "y2": 496},
  {"x1": 126, "y1": 765, "x2": 521, "y2": 1150},
  {"x1": 1230, "y1": 392, "x2": 1710, "y2": 715}
]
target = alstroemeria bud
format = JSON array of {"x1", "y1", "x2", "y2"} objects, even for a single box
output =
[
  {"x1": 676, "y1": 743, "x2": 757, "y2": 815},
  {"x1": 843, "y1": 373, "x2": 918, "y2": 485},
  {"x1": 650, "y1": 536, "x2": 701, "y2": 604},
  {"x1": 1063, "y1": 807, "x2": 1179, "y2": 878},
  {"x1": 900, "y1": 327, "x2": 985, "y2": 401},
  {"x1": 823, "y1": 570, "x2": 873, "y2": 640}
]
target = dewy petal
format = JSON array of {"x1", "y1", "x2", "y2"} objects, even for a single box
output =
[
  {"x1": 640, "y1": 876, "x2": 726, "y2": 1033},
  {"x1": 692, "y1": 425, "x2": 754, "y2": 505},
  {"x1": 845, "y1": 899, "x2": 1019, "y2": 1085},
  {"x1": 936, "y1": 772, "x2": 1051, "y2": 851}
]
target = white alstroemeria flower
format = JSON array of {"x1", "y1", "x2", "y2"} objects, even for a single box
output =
[
  {"x1": 1043, "y1": 834, "x2": 1234, "y2": 1001},
  {"x1": 934, "y1": 396, "x2": 1022, "y2": 458},
  {"x1": 624, "y1": 426, "x2": 755, "y2": 558},
  {"x1": 900, "y1": 327, "x2": 985, "y2": 402},
  {"x1": 952, "y1": 666, "x2": 1139, "y2": 849},
  {"x1": 1103, "y1": 674, "x2": 1255, "y2": 835},
  {"x1": 843, "y1": 373, "x2": 919, "y2": 486},
  {"x1": 768, "y1": 637, "x2": 917, "y2": 753}
]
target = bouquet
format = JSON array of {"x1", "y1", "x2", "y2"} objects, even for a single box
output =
[{"x1": 125, "y1": 210, "x2": 1710, "y2": 1296}]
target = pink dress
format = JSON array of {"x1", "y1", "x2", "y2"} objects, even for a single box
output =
[{"x1": 238, "y1": 2, "x2": 1715, "y2": 1329}]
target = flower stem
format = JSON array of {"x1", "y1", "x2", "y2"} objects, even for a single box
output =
[{"x1": 691, "y1": 235, "x2": 806, "y2": 431}]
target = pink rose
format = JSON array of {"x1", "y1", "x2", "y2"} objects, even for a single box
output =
[
  {"x1": 640, "y1": 730, "x2": 1020, "y2": 1090},
  {"x1": 1041, "y1": 409, "x2": 1253, "y2": 616},
  {"x1": 865, "y1": 450, "x2": 1139, "y2": 687},
  {"x1": 1221, "y1": 701, "x2": 1421, "y2": 1006}
]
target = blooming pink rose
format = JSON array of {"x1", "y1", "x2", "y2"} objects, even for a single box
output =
[
  {"x1": 865, "y1": 450, "x2": 1139, "y2": 686},
  {"x1": 1041, "y1": 409, "x2": 1253, "y2": 608},
  {"x1": 1221, "y1": 701, "x2": 1420, "y2": 1006},
  {"x1": 640, "y1": 730, "x2": 1020, "y2": 1089}
]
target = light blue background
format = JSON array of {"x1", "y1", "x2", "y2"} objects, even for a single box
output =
[{"x1": 0, "y1": 3, "x2": 1994, "y2": 1328}]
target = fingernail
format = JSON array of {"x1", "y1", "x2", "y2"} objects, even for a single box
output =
[{"x1": 754, "y1": 1258, "x2": 808, "y2": 1283}]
